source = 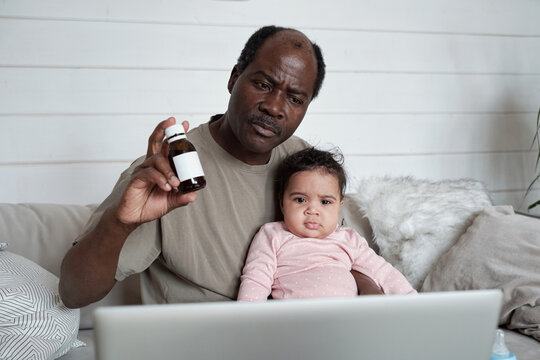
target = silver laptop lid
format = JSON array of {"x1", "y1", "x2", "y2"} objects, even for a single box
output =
[{"x1": 94, "y1": 289, "x2": 502, "y2": 360}]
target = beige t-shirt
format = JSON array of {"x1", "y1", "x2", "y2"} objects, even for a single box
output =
[{"x1": 77, "y1": 119, "x2": 309, "y2": 303}]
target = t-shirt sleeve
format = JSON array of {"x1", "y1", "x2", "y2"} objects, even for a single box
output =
[
  {"x1": 237, "y1": 223, "x2": 279, "y2": 301},
  {"x1": 74, "y1": 156, "x2": 162, "y2": 282},
  {"x1": 349, "y1": 230, "x2": 417, "y2": 295}
]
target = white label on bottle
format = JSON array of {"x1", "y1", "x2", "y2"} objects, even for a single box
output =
[{"x1": 172, "y1": 151, "x2": 205, "y2": 182}]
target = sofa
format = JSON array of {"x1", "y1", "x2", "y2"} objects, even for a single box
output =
[{"x1": 0, "y1": 176, "x2": 539, "y2": 359}]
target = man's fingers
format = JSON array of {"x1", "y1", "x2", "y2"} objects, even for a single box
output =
[
  {"x1": 181, "y1": 120, "x2": 190, "y2": 133},
  {"x1": 133, "y1": 166, "x2": 174, "y2": 192},
  {"x1": 146, "y1": 117, "x2": 176, "y2": 158},
  {"x1": 160, "y1": 139, "x2": 170, "y2": 158},
  {"x1": 131, "y1": 168, "x2": 197, "y2": 207},
  {"x1": 134, "y1": 155, "x2": 180, "y2": 190},
  {"x1": 152, "y1": 154, "x2": 179, "y2": 187},
  {"x1": 170, "y1": 190, "x2": 198, "y2": 208}
]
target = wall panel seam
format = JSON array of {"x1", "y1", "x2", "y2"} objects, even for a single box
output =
[
  {"x1": 0, "y1": 111, "x2": 535, "y2": 117},
  {"x1": 1, "y1": 65, "x2": 539, "y2": 76},
  {"x1": 346, "y1": 150, "x2": 535, "y2": 157},
  {"x1": 1, "y1": 15, "x2": 539, "y2": 38},
  {"x1": 0, "y1": 150, "x2": 534, "y2": 166},
  {"x1": 0, "y1": 161, "x2": 132, "y2": 167},
  {"x1": 490, "y1": 188, "x2": 539, "y2": 194}
]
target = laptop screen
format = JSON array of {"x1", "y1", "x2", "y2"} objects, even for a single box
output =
[{"x1": 94, "y1": 290, "x2": 502, "y2": 360}]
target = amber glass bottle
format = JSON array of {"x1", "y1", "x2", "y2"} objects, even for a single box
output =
[{"x1": 165, "y1": 124, "x2": 206, "y2": 193}]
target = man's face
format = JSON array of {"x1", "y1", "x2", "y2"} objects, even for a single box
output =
[
  {"x1": 280, "y1": 169, "x2": 343, "y2": 239},
  {"x1": 225, "y1": 31, "x2": 318, "y2": 157}
]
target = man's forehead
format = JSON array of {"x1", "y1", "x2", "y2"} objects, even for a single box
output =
[{"x1": 267, "y1": 30, "x2": 314, "y2": 54}]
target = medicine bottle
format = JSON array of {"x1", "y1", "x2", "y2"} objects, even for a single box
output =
[{"x1": 165, "y1": 124, "x2": 206, "y2": 194}]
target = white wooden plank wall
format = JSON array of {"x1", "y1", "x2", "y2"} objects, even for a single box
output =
[{"x1": 1, "y1": 0, "x2": 539, "y2": 214}]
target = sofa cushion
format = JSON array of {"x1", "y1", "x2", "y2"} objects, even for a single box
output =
[
  {"x1": 0, "y1": 203, "x2": 97, "y2": 277},
  {"x1": 503, "y1": 329, "x2": 540, "y2": 359},
  {"x1": 349, "y1": 176, "x2": 492, "y2": 289},
  {"x1": 0, "y1": 248, "x2": 85, "y2": 359},
  {"x1": 422, "y1": 206, "x2": 540, "y2": 341}
]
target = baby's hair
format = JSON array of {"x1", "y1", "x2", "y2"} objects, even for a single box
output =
[{"x1": 276, "y1": 147, "x2": 347, "y2": 200}]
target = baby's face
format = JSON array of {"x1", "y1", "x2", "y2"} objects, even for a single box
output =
[{"x1": 280, "y1": 169, "x2": 343, "y2": 239}]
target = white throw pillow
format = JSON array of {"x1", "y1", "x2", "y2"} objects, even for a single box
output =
[
  {"x1": 0, "y1": 245, "x2": 84, "y2": 360},
  {"x1": 350, "y1": 176, "x2": 492, "y2": 289}
]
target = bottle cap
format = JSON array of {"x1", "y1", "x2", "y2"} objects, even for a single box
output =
[
  {"x1": 490, "y1": 329, "x2": 517, "y2": 360},
  {"x1": 165, "y1": 124, "x2": 186, "y2": 140}
]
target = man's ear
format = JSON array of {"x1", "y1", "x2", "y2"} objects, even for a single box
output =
[{"x1": 227, "y1": 65, "x2": 240, "y2": 94}]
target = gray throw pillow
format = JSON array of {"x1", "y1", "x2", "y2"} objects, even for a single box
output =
[
  {"x1": 0, "y1": 247, "x2": 85, "y2": 359},
  {"x1": 422, "y1": 206, "x2": 540, "y2": 341}
]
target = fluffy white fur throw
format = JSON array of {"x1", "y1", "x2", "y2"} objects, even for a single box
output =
[{"x1": 350, "y1": 176, "x2": 492, "y2": 289}]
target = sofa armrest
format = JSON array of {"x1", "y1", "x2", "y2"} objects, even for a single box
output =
[{"x1": 0, "y1": 203, "x2": 141, "y2": 329}]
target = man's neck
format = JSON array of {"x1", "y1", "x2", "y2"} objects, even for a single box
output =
[{"x1": 209, "y1": 114, "x2": 272, "y2": 165}]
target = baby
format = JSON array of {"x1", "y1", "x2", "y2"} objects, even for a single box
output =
[{"x1": 237, "y1": 147, "x2": 416, "y2": 301}]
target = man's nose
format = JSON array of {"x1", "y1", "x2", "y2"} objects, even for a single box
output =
[{"x1": 259, "y1": 91, "x2": 285, "y2": 119}]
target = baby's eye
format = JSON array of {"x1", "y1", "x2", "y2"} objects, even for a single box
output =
[
  {"x1": 321, "y1": 199, "x2": 332, "y2": 205},
  {"x1": 294, "y1": 197, "x2": 306, "y2": 203}
]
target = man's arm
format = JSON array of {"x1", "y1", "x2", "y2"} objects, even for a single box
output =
[
  {"x1": 351, "y1": 271, "x2": 384, "y2": 295},
  {"x1": 59, "y1": 205, "x2": 136, "y2": 308},
  {"x1": 59, "y1": 118, "x2": 196, "y2": 308}
]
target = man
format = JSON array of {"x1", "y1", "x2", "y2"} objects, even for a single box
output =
[{"x1": 59, "y1": 25, "x2": 380, "y2": 308}]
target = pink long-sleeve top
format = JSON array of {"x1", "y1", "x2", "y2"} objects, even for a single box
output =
[{"x1": 237, "y1": 221, "x2": 416, "y2": 301}]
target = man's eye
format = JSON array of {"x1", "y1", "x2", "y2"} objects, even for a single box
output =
[
  {"x1": 257, "y1": 82, "x2": 270, "y2": 90},
  {"x1": 294, "y1": 197, "x2": 306, "y2": 203},
  {"x1": 290, "y1": 96, "x2": 304, "y2": 105}
]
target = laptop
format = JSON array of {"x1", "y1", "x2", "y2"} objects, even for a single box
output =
[{"x1": 93, "y1": 289, "x2": 502, "y2": 360}]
